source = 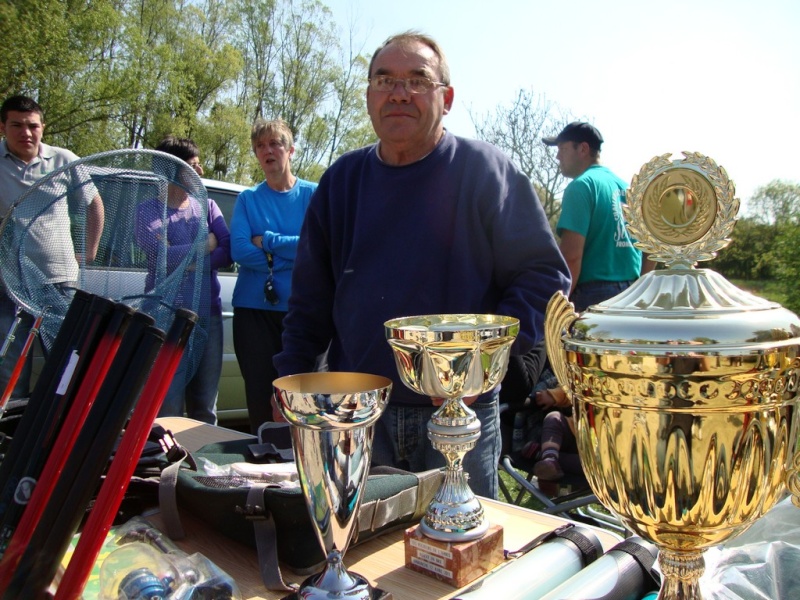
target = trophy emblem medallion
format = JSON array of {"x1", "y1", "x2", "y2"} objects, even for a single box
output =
[{"x1": 546, "y1": 152, "x2": 800, "y2": 599}]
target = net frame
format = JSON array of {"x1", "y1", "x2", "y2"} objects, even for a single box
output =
[{"x1": 0, "y1": 148, "x2": 211, "y2": 389}]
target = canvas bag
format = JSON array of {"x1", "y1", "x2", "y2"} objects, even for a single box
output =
[{"x1": 155, "y1": 426, "x2": 444, "y2": 592}]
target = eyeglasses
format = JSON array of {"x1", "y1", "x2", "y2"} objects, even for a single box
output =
[{"x1": 368, "y1": 75, "x2": 447, "y2": 94}]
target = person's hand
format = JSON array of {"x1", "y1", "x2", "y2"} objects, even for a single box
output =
[
  {"x1": 206, "y1": 232, "x2": 218, "y2": 254},
  {"x1": 432, "y1": 395, "x2": 478, "y2": 406},
  {"x1": 262, "y1": 231, "x2": 278, "y2": 251},
  {"x1": 251, "y1": 235, "x2": 263, "y2": 249},
  {"x1": 535, "y1": 388, "x2": 566, "y2": 409}
]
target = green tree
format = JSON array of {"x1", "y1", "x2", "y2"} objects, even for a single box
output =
[
  {"x1": 747, "y1": 179, "x2": 800, "y2": 226},
  {"x1": 748, "y1": 180, "x2": 800, "y2": 312},
  {"x1": 299, "y1": 23, "x2": 375, "y2": 178},
  {"x1": 1, "y1": 0, "x2": 125, "y2": 153},
  {"x1": 1, "y1": 0, "x2": 374, "y2": 184},
  {"x1": 115, "y1": 0, "x2": 242, "y2": 150},
  {"x1": 714, "y1": 217, "x2": 774, "y2": 280},
  {"x1": 231, "y1": 0, "x2": 372, "y2": 182},
  {"x1": 772, "y1": 222, "x2": 800, "y2": 313},
  {"x1": 194, "y1": 100, "x2": 252, "y2": 181}
]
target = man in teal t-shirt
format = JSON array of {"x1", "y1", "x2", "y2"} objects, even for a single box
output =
[{"x1": 543, "y1": 122, "x2": 652, "y2": 312}]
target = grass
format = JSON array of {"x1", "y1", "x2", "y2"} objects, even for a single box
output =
[
  {"x1": 498, "y1": 468, "x2": 546, "y2": 511},
  {"x1": 498, "y1": 464, "x2": 624, "y2": 535}
]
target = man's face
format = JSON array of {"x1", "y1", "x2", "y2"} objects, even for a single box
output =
[
  {"x1": 555, "y1": 141, "x2": 586, "y2": 179},
  {"x1": 0, "y1": 110, "x2": 44, "y2": 162},
  {"x1": 254, "y1": 135, "x2": 293, "y2": 178},
  {"x1": 366, "y1": 40, "x2": 453, "y2": 154}
]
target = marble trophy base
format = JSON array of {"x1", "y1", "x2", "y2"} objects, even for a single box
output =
[{"x1": 403, "y1": 523, "x2": 504, "y2": 588}]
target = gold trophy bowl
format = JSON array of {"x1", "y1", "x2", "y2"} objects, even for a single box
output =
[
  {"x1": 545, "y1": 152, "x2": 800, "y2": 599},
  {"x1": 384, "y1": 314, "x2": 519, "y2": 542}
]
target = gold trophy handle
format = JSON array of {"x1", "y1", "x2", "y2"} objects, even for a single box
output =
[{"x1": 544, "y1": 292, "x2": 579, "y2": 392}]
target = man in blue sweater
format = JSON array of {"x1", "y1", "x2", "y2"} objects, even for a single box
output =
[{"x1": 274, "y1": 31, "x2": 570, "y2": 499}]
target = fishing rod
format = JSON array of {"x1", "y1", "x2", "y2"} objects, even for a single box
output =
[
  {"x1": 0, "y1": 294, "x2": 114, "y2": 543},
  {"x1": 0, "y1": 303, "x2": 137, "y2": 588},
  {"x1": 0, "y1": 308, "x2": 45, "y2": 420},
  {"x1": 0, "y1": 320, "x2": 167, "y2": 598},
  {"x1": 54, "y1": 308, "x2": 198, "y2": 600}
]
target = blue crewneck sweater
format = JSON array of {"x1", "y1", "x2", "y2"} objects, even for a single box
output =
[{"x1": 275, "y1": 132, "x2": 570, "y2": 406}]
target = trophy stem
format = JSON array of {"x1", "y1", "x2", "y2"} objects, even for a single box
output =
[
  {"x1": 656, "y1": 548, "x2": 705, "y2": 600},
  {"x1": 304, "y1": 551, "x2": 368, "y2": 593},
  {"x1": 421, "y1": 398, "x2": 488, "y2": 542}
]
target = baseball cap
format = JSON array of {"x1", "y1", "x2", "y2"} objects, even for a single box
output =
[{"x1": 542, "y1": 122, "x2": 604, "y2": 151}]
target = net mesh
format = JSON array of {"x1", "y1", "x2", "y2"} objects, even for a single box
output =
[{"x1": 0, "y1": 149, "x2": 210, "y2": 388}]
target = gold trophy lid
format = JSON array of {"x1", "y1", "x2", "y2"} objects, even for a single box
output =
[{"x1": 565, "y1": 152, "x2": 800, "y2": 352}]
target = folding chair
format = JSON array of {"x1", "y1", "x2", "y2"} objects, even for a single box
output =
[{"x1": 498, "y1": 402, "x2": 627, "y2": 536}]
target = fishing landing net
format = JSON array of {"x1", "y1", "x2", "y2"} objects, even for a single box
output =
[{"x1": 0, "y1": 149, "x2": 211, "y2": 391}]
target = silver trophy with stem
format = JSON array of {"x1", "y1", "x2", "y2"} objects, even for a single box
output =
[
  {"x1": 273, "y1": 372, "x2": 392, "y2": 600},
  {"x1": 384, "y1": 314, "x2": 519, "y2": 542}
]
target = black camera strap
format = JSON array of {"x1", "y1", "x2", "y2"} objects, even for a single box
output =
[
  {"x1": 262, "y1": 249, "x2": 280, "y2": 306},
  {"x1": 263, "y1": 249, "x2": 274, "y2": 277}
]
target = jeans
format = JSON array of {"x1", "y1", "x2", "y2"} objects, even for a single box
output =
[
  {"x1": 571, "y1": 280, "x2": 634, "y2": 313},
  {"x1": 371, "y1": 397, "x2": 500, "y2": 499},
  {"x1": 0, "y1": 289, "x2": 35, "y2": 400},
  {"x1": 159, "y1": 313, "x2": 222, "y2": 425}
]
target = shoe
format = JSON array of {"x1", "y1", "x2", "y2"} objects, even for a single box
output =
[
  {"x1": 534, "y1": 457, "x2": 564, "y2": 481},
  {"x1": 521, "y1": 440, "x2": 540, "y2": 460}
]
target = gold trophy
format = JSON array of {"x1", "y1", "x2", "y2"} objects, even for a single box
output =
[
  {"x1": 384, "y1": 314, "x2": 518, "y2": 587},
  {"x1": 545, "y1": 152, "x2": 800, "y2": 599}
]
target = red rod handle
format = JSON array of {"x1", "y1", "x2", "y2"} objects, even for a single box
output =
[{"x1": 53, "y1": 308, "x2": 197, "y2": 600}]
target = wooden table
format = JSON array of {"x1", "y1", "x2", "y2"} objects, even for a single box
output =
[{"x1": 152, "y1": 417, "x2": 622, "y2": 600}]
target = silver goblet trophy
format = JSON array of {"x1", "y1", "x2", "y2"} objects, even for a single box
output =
[
  {"x1": 545, "y1": 152, "x2": 800, "y2": 599},
  {"x1": 273, "y1": 372, "x2": 392, "y2": 600},
  {"x1": 384, "y1": 314, "x2": 519, "y2": 542}
]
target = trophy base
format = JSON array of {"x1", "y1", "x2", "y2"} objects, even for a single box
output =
[
  {"x1": 403, "y1": 523, "x2": 504, "y2": 588},
  {"x1": 281, "y1": 587, "x2": 392, "y2": 600}
]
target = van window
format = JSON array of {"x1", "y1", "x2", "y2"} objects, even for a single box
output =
[
  {"x1": 204, "y1": 181, "x2": 247, "y2": 273},
  {"x1": 205, "y1": 187, "x2": 239, "y2": 227}
]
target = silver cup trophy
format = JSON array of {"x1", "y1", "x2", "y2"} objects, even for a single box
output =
[
  {"x1": 384, "y1": 314, "x2": 519, "y2": 542},
  {"x1": 273, "y1": 372, "x2": 392, "y2": 600}
]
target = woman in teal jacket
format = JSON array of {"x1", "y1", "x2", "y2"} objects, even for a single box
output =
[{"x1": 230, "y1": 118, "x2": 316, "y2": 433}]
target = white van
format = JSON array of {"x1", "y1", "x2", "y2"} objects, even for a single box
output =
[{"x1": 24, "y1": 176, "x2": 250, "y2": 427}]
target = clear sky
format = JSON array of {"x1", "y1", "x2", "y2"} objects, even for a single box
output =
[{"x1": 326, "y1": 0, "x2": 799, "y2": 212}]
